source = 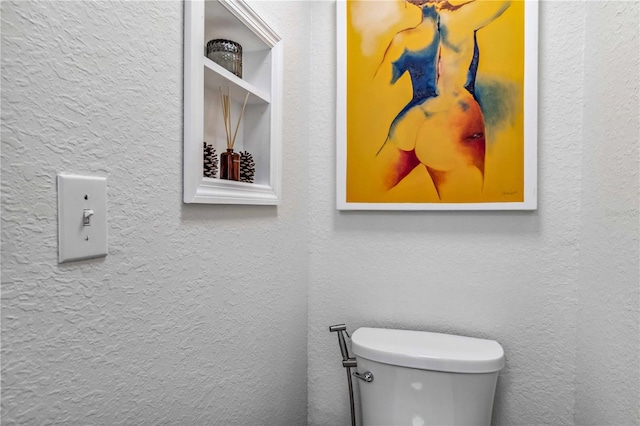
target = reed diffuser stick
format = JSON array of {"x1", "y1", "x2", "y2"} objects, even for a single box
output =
[
  {"x1": 219, "y1": 87, "x2": 250, "y2": 150},
  {"x1": 226, "y1": 87, "x2": 232, "y2": 148},
  {"x1": 231, "y1": 92, "x2": 250, "y2": 150},
  {"x1": 219, "y1": 88, "x2": 231, "y2": 148}
]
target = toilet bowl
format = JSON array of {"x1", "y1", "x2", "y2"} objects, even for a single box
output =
[{"x1": 351, "y1": 327, "x2": 505, "y2": 426}]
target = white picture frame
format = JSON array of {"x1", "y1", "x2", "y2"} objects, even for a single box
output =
[{"x1": 336, "y1": 0, "x2": 538, "y2": 210}]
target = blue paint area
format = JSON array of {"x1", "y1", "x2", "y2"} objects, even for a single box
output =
[
  {"x1": 421, "y1": 5, "x2": 438, "y2": 22},
  {"x1": 464, "y1": 31, "x2": 479, "y2": 97},
  {"x1": 475, "y1": 78, "x2": 518, "y2": 138},
  {"x1": 458, "y1": 100, "x2": 470, "y2": 112},
  {"x1": 388, "y1": 7, "x2": 440, "y2": 137},
  {"x1": 390, "y1": 40, "x2": 439, "y2": 103},
  {"x1": 439, "y1": 24, "x2": 460, "y2": 53}
]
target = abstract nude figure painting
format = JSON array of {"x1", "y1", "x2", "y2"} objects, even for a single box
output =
[{"x1": 337, "y1": 0, "x2": 537, "y2": 210}]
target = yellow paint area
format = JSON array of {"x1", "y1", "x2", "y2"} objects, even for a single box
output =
[{"x1": 345, "y1": 0, "x2": 525, "y2": 203}]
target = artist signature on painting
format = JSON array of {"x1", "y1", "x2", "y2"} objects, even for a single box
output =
[{"x1": 502, "y1": 191, "x2": 518, "y2": 196}]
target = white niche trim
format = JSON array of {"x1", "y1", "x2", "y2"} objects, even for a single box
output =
[{"x1": 184, "y1": 0, "x2": 283, "y2": 205}]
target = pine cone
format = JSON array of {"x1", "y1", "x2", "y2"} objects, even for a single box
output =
[
  {"x1": 203, "y1": 141, "x2": 218, "y2": 178},
  {"x1": 239, "y1": 151, "x2": 255, "y2": 183}
]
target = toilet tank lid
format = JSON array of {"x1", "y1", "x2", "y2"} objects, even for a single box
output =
[{"x1": 351, "y1": 327, "x2": 505, "y2": 374}]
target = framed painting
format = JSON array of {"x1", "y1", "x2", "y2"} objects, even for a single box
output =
[{"x1": 337, "y1": 0, "x2": 538, "y2": 210}]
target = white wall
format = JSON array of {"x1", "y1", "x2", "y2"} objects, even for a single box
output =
[
  {"x1": 2, "y1": 1, "x2": 638, "y2": 425},
  {"x1": 574, "y1": 2, "x2": 640, "y2": 425},
  {"x1": 307, "y1": 1, "x2": 639, "y2": 425},
  {"x1": 1, "y1": 1, "x2": 309, "y2": 424}
]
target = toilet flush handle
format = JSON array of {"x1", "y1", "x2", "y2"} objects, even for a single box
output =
[{"x1": 353, "y1": 371, "x2": 374, "y2": 383}]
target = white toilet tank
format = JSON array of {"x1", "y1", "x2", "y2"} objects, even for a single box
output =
[{"x1": 351, "y1": 327, "x2": 505, "y2": 426}]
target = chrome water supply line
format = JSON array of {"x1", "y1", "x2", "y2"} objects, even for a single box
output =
[
  {"x1": 329, "y1": 324, "x2": 356, "y2": 426},
  {"x1": 330, "y1": 324, "x2": 375, "y2": 426}
]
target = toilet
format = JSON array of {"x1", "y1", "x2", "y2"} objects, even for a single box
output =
[{"x1": 351, "y1": 327, "x2": 505, "y2": 426}]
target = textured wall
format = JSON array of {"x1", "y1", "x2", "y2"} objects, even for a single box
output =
[
  {"x1": 308, "y1": 1, "x2": 637, "y2": 425},
  {"x1": 574, "y1": 2, "x2": 640, "y2": 425},
  {"x1": 1, "y1": 1, "x2": 309, "y2": 425},
  {"x1": 2, "y1": 1, "x2": 639, "y2": 425}
]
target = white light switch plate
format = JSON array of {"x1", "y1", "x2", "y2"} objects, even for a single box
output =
[{"x1": 57, "y1": 174, "x2": 108, "y2": 263}]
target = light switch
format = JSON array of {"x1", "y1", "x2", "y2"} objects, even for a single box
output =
[{"x1": 57, "y1": 174, "x2": 108, "y2": 263}]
